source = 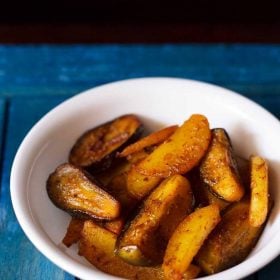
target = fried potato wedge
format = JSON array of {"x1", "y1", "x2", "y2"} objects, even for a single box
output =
[
  {"x1": 125, "y1": 149, "x2": 162, "y2": 199},
  {"x1": 181, "y1": 264, "x2": 201, "y2": 280},
  {"x1": 127, "y1": 150, "x2": 150, "y2": 164},
  {"x1": 117, "y1": 175, "x2": 194, "y2": 266},
  {"x1": 196, "y1": 200, "x2": 267, "y2": 274},
  {"x1": 47, "y1": 163, "x2": 120, "y2": 220},
  {"x1": 62, "y1": 218, "x2": 84, "y2": 247},
  {"x1": 249, "y1": 156, "x2": 269, "y2": 227},
  {"x1": 135, "y1": 114, "x2": 211, "y2": 178},
  {"x1": 79, "y1": 221, "x2": 199, "y2": 279},
  {"x1": 79, "y1": 220, "x2": 161, "y2": 279},
  {"x1": 127, "y1": 166, "x2": 162, "y2": 199},
  {"x1": 163, "y1": 204, "x2": 220, "y2": 280},
  {"x1": 69, "y1": 114, "x2": 143, "y2": 173},
  {"x1": 200, "y1": 128, "x2": 244, "y2": 202},
  {"x1": 118, "y1": 125, "x2": 178, "y2": 157}
]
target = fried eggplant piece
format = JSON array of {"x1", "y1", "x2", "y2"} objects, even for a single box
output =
[
  {"x1": 104, "y1": 217, "x2": 125, "y2": 235},
  {"x1": 249, "y1": 156, "x2": 269, "y2": 227},
  {"x1": 62, "y1": 218, "x2": 84, "y2": 247},
  {"x1": 189, "y1": 168, "x2": 230, "y2": 211},
  {"x1": 135, "y1": 114, "x2": 211, "y2": 178},
  {"x1": 200, "y1": 185, "x2": 230, "y2": 211},
  {"x1": 163, "y1": 204, "x2": 220, "y2": 280},
  {"x1": 116, "y1": 175, "x2": 194, "y2": 266},
  {"x1": 106, "y1": 171, "x2": 137, "y2": 210},
  {"x1": 79, "y1": 220, "x2": 200, "y2": 280},
  {"x1": 200, "y1": 128, "x2": 244, "y2": 202},
  {"x1": 47, "y1": 163, "x2": 120, "y2": 220},
  {"x1": 95, "y1": 158, "x2": 131, "y2": 186},
  {"x1": 118, "y1": 125, "x2": 178, "y2": 158},
  {"x1": 103, "y1": 172, "x2": 138, "y2": 235},
  {"x1": 236, "y1": 156, "x2": 250, "y2": 188},
  {"x1": 194, "y1": 182, "x2": 230, "y2": 211},
  {"x1": 69, "y1": 114, "x2": 143, "y2": 173},
  {"x1": 196, "y1": 200, "x2": 267, "y2": 274}
]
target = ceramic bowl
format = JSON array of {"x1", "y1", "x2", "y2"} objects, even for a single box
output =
[{"x1": 11, "y1": 78, "x2": 280, "y2": 280}]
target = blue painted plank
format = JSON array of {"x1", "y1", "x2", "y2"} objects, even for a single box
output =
[
  {"x1": 249, "y1": 94, "x2": 280, "y2": 119},
  {"x1": 0, "y1": 98, "x2": 5, "y2": 159},
  {"x1": 0, "y1": 44, "x2": 280, "y2": 97},
  {"x1": 0, "y1": 96, "x2": 74, "y2": 280}
]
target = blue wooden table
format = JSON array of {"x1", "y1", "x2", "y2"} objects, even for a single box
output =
[{"x1": 0, "y1": 44, "x2": 279, "y2": 279}]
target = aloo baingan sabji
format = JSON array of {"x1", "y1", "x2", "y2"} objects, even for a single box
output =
[{"x1": 47, "y1": 114, "x2": 270, "y2": 280}]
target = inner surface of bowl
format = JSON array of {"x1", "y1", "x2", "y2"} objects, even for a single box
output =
[{"x1": 11, "y1": 78, "x2": 280, "y2": 280}]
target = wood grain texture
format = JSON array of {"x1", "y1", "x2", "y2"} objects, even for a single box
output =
[{"x1": 0, "y1": 45, "x2": 279, "y2": 279}]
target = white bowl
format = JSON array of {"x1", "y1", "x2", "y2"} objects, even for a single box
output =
[{"x1": 11, "y1": 78, "x2": 280, "y2": 280}]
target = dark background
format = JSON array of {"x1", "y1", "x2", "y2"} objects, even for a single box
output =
[{"x1": 0, "y1": 0, "x2": 280, "y2": 43}]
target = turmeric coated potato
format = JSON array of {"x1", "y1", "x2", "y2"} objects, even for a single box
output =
[
  {"x1": 118, "y1": 125, "x2": 178, "y2": 157},
  {"x1": 249, "y1": 156, "x2": 269, "y2": 227},
  {"x1": 79, "y1": 220, "x2": 200, "y2": 280},
  {"x1": 117, "y1": 175, "x2": 194, "y2": 266},
  {"x1": 135, "y1": 114, "x2": 211, "y2": 178},
  {"x1": 163, "y1": 204, "x2": 221, "y2": 280},
  {"x1": 127, "y1": 165, "x2": 162, "y2": 200}
]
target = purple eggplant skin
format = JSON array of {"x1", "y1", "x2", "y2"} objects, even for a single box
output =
[
  {"x1": 69, "y1": 114, "x2": 144, "y2": 174},
  {"x1": 46, "y1": 163, "x2": 121, "y2": 220},
  {"x1": 196, "y1": 199, "x2": 272, "y2": 274},
  {"x1": 199, "y1": 128, "x2": 244, "y2": 202}
]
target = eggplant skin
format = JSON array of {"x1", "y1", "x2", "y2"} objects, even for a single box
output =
[
  {"x1": 47, "y1": 163, "x2": 121, "y2": 220},
  {"x1": 196, "y1": 199, "x2": 267, "y2": 274},
  {"x1": 188, "y1": 168, "x2": 230, "y2": 211},
  {"x1": 200, "y1": 128, "x2": 244, "y2": 202},
  {"x1": 69, "y1": 115, "x2": 143, "y2": 173}
]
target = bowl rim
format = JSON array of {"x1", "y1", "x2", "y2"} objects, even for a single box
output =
[{"x1": 10, "y1": 77, "x2": 280, "y2": 280}]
